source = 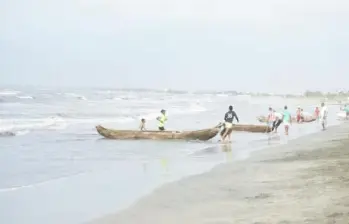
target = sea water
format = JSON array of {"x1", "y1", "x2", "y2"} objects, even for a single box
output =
[{"x1": 0, "y1": 87, "x2": 342, "y2": 224}]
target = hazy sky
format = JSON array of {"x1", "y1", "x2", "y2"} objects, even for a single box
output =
[{"x1": 1, "y1": 0, "x2": 348, "y2": 93}]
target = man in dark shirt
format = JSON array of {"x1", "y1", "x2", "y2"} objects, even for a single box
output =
[{"x1": 221, "y1": 105, "x2": 239, "y2": 142}]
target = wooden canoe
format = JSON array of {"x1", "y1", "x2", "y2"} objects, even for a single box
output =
[
  {"x1": 257, "y1": 116, "x2": 316, "y2": 123},
  {"x1": 257, "y1": 115, "x2": 297, "y2": 123},
  {"x1": 231, "y1": 124, "x2": 271, "y2": 133},
  {"x1": 218, "y1": 123, "x2": 272, "y2": 133},
  {"x1": 257, "y1": 116, "x2": 268, "y2": 123},
  {"x1": 301, "y1": 116, "x2": 317, "y2": 123},
  {"x1": 96, "y1": 125, "x2": 220, "y2": 141},
  {"x1": 0, "y1": 131, "x2": 15, "y2": 137}
]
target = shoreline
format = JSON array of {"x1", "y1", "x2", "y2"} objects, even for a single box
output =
[{"x1": 92, "y1": 122, "x2": 349, "y2": 224}]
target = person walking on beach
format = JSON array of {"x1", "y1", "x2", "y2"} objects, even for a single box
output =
[
  {"x1": 221, "y1": 105, "x2": 239, "y2": 143},
  {"x1": 344, "y1": 104, "x2": 349, "y2": 120},
  {"x1": 282, "y1": 106, "x2": 292, "y2": 135},
  {"x1": 157, "y1": 109, "x2": 167, "y2": 131},
  {"x1": 319, "y1": 102, "x2": 328, "y2": 130}
]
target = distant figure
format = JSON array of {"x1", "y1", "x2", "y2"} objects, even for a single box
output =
[
  {"x1": 314, "y1": 107, "x2": 320, "y2": 120},
  {"x1": 272, "y1": 110, "x2": 282, "y2": 133},
  {"x1": 296, "y1": 107, "x2": 301, "y2": 123},
  {"x1": 300, "y1": 109, "x2": 305, "y2": 122},
  {"x1": 267, "y1": 107, "x2": 275, "y2": 128},
  {"x1": 157, "y1": 109, "x2": 167, "y2": 131},
  {"x1": 139, "y1": 118, "x2": 146, "y2": 131},
  {"x1": 221, "y1": 105, "x2": 239, "y2": 142},
  {"x1": 345, "y1": 104, "x2": 349, "y2": 120},
  {"x1": 319, "y1": 102, "x2": 328, "y2": 130},
  {"x1": 282, "y1": 105, "x2": 292, "y2": 135}
]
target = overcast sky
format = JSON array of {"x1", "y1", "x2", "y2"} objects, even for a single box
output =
[{"x1": 1, "y1": 0, "x2": 348, "y2": 93}]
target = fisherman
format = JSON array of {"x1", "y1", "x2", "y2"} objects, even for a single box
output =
[
  {"x1": 345, "y1": 104, "x2": 349, "y2": 120},
  {"x1": 272, "y1": 110, "x2": 282, "y2": 133},
  {"x1": 139, "y1": 118, "x2": 146, "y2": 131},
  {"x1": 296, "y1": 107, "x2": 301, "y2": 123},
  {"x1": 314, "y1": 106, "x2": 320, "y2": 120},
  {"x1": 319, "y1": 102, "x2": 328, "y2": 130},
  {"x1": 266, "y1": 107, "x2": 275, "y2": 128},
  {"x1": 300, "y1": 109, "x2": 305, "y2": 122},
  {"x1": 282, "y1": 105, "x2": 292, "y2": 135},
  {"x1": 221, "y1": 105, "x2": 239, "y2": 143},
  {"x1": 157, "y1": 109, "x2": 167, "y2": 131}
]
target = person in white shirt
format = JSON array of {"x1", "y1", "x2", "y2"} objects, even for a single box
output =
[
  {"x1": 267, "y1": 107, "x2": 275, "y2": 128},
  {"x1": 272, "y1": 110, "x2": 283, "y2": 133},
  {"x1": 319, "y1": 102, "x2": 328, "y2": 130}
]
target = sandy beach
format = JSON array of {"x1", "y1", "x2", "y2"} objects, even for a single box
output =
[{"x1": 92, "y1": 122, "x2": 349, "y2": 224}]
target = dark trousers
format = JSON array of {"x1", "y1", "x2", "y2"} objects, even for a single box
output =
[{"x1": 272, "y1": 120, "x2": 282, "y2": 131}]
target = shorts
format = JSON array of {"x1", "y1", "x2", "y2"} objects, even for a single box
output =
[
  {"x1": 221, "y1": 123, "x2": 233, "y2": 137},
  {"x1": 283, "y1": 121, "x2": 290, "y2": 127},
  {"x1": 158, "y1": 127, "x2": 165, "y2": 131},
  {"x1": 224, "y1": 122, "x2": 233, "y2": 129},
  {"x1": 272, "y1": 120, "x2": 282, "y2": 130},
  {"x1": 267, "y1": 121, "x2": 273, "y2": 128}
]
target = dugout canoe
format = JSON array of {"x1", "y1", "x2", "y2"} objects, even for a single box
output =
[
  {"x1": 257, "y1": 115, "x2": 297, "y2": 123},
  {"x1": 96, "y1": 125, "x2": 220, "y2": 141},
  {"x1": 217, "y1": 123, "x2": 272, "y2": 133},
  {"x1": 230, "y1": 124, "x2": 272, "y2": 133},
  {"x1": 257, "y1": 116, "x2": 316, "y2": 123},
  {"x1": 0, "y1": 131, "x2": 15, "y2": 137}
]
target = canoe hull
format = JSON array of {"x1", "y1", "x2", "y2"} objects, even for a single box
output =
[
  {"x1": 231, "y1": 124, "x2": 271, "y2": 133},
  {"x1": 96, "y1": 125, "x2": 220, "y2": 141},
  {"x1": 257, "y1": 116, "x2": 316, "y2": 123},
  {"x1": 0, "y1": 131, "x2": 15, "y2": 137}
]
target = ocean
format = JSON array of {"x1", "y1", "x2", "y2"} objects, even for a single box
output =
[{"x1": 0, "y1": 87, "x2": 342, "y2": 224}]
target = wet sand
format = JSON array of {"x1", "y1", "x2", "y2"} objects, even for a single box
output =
[{"x1": 92, "y1": 123, "x2": 349, "y2": 224}]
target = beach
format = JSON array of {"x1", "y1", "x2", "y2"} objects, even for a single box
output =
[
  {"x1": 0, "y1": 87, "x2": 345, "y2": 224},
  {"x1": 93, "y1": 123, "x2": 349, "y2": 224}
]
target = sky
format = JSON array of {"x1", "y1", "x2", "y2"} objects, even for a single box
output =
[{"x1": 1, "y1": 0, "x2": 348, "y2": 93}]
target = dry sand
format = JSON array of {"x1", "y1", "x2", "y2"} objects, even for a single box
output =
[{"x1": 92, "y1": 123, "x2": 349, "y2": 224}]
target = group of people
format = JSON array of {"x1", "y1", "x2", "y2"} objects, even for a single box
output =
[
  {"x1": 266, "y1": 107, "x2": 285, "y2": 133},
  {"x1": 266, "y1": 106, "x2": 292, "y2": 135},
  {"x1": 138, "y1": 105, "x2": 240, "y2": 143},
  {"x1": 138, "y1": 102, "x2": 330, "y2": 141},
  {"x1": 266, "y1": 102, "x2": 329, "y2": 134}
]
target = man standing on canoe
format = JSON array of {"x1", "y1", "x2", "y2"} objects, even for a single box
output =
[
  {"x1": 282, "y1": 105, "x2": 292, "y2": 135},
  {"x1": 157, "y1": 109, "x2": 167, "y2": 131},
  {"x1": 319, "y1": 102, "x2": 328, "y2": 130},
  {"x1": 221, "y1": 105, "x2": 239, "y2": 142}
]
